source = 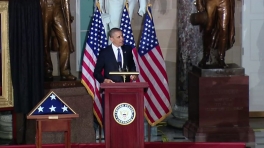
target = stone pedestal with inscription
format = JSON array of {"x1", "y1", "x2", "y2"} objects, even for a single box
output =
[
  {"x1": 24, "y1": 78, "x2": 95, "y2": 144},
  {"x1": 183, "y1": 64, "x2": 255, "y2": 142}
]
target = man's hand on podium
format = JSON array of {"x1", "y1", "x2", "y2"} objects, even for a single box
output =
[
  {"x1": 130, "y1": 75, "x2": 138, "y2": 81},
  {"x1": 104, "y1": 79, "x2": 115, "y2": 83}
]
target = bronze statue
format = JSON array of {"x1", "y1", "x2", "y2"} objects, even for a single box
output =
[
  {"x1": 191, "y1": 0, "x2": 235, "y2": 68},
  {"x1": 40, "y1": 0, "x2": 76, "y2": 81}
]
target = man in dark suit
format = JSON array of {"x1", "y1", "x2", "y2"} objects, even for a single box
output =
[
  {"x1": 93, "y1": 28, "x2": 137, "y2": 135},
  {"x1": 94, "y1": 28, "x2": 137, "y2": 83}
]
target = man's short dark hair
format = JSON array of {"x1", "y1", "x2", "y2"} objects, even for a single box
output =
[{"x1": 109, "y1": 28, "x2": 122, "y2": 37}]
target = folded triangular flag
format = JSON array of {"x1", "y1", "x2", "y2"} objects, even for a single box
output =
[{"x1": 27, "y1": 91, "x2": 78, "y2": 119}]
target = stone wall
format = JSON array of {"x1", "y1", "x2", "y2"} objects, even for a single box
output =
[{"x1": 225, "y1": 0, "x2": 242, "y2": 65}]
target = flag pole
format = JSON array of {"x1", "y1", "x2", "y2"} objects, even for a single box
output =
[
  {"x1": 96, "y1": 0, "x2": 101, "y2": 12},
  {"x1": 147, "y1": 3, "x2": 152, "y2": 19},
  {"x1": 125, "y1": 0, "x2": 129, "y2": 14}
]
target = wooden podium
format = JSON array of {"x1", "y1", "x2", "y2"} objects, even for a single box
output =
[{"x1": 100, "y1": 82, "x2": 148, "y2": 148}]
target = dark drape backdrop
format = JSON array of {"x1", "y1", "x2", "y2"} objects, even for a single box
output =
[{"x1": 9, "y1": 0, "x2": 44, "y2": 113}]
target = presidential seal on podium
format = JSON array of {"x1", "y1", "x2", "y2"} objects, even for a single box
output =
[{"x1": 113, "y1": 103, "x2": 136, "y2": 125}]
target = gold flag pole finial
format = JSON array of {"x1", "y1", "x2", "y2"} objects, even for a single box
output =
[
  {"x1": 147, "y1": 2, "x2": 152, "y2": 19},
  {"x1": 125, "y1": 0, "x2": 129, "y2": 14},
  {"x1": 96, "y1": 0, "x2": 101, "y2": 13}
]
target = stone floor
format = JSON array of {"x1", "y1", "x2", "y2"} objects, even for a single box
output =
[
  {"x1": 250, "y1": 118, "x2": 264, "y2": 148},
  {"x1": 94, "y1": 117, "x2": 264, "y2": 148}
]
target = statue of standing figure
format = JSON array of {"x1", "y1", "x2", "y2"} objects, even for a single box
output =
[
  {"x1": 40, "y1": 0, "x2": 77, "y2": 81},
  {"x1": 191, "y1": 0, "x2": 235, "y2": 68},
  {"x1": 98, "y1": 0, "x2": 147, "y2": 36}
]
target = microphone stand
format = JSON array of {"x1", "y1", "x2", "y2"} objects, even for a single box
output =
[{"x1": 110, "y1": 66, "x2": 138, "y2": 83}]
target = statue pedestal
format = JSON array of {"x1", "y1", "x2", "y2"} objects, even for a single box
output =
[
  {"x1": 183, "y1": 64, "x2": 255, "y2": 142},
  {"x1": 25, "y1": 79, "x2": 95, "y2": 144}
]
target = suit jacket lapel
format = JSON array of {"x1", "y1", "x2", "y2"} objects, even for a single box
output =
[{"x1": 109, "y1": 45, "x2": 119, "y2": 70}]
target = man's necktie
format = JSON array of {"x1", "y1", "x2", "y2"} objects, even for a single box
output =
[{"x1": 117, "y1": 48, "x2": 122, "y2": 68}]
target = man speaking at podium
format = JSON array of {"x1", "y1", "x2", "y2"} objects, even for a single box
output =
[{"x1": 93, "y1": 28, "x2": 137, "y2": 83}]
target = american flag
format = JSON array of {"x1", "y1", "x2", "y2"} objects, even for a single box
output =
[
  {"x1": 31, "y1": 91, "x2": 75, "y2": 115},
  {"x1": 138, "y1": 6, "x2": 172, "y2": 125},
  {"x1": 120, "y1": 3, "x2": 139, "y2": 72},
  {"x1": 81, "y1": 4, "x2": 108, "y2": 127}
]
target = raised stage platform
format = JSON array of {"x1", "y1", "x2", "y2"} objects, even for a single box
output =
[{"x1": 0, "y1": 142, "x2": 246, "y2": 148}]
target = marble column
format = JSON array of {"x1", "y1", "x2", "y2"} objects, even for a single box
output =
[{"x1": 168, "y1": 0, "x2": 203, "y2": 128}]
